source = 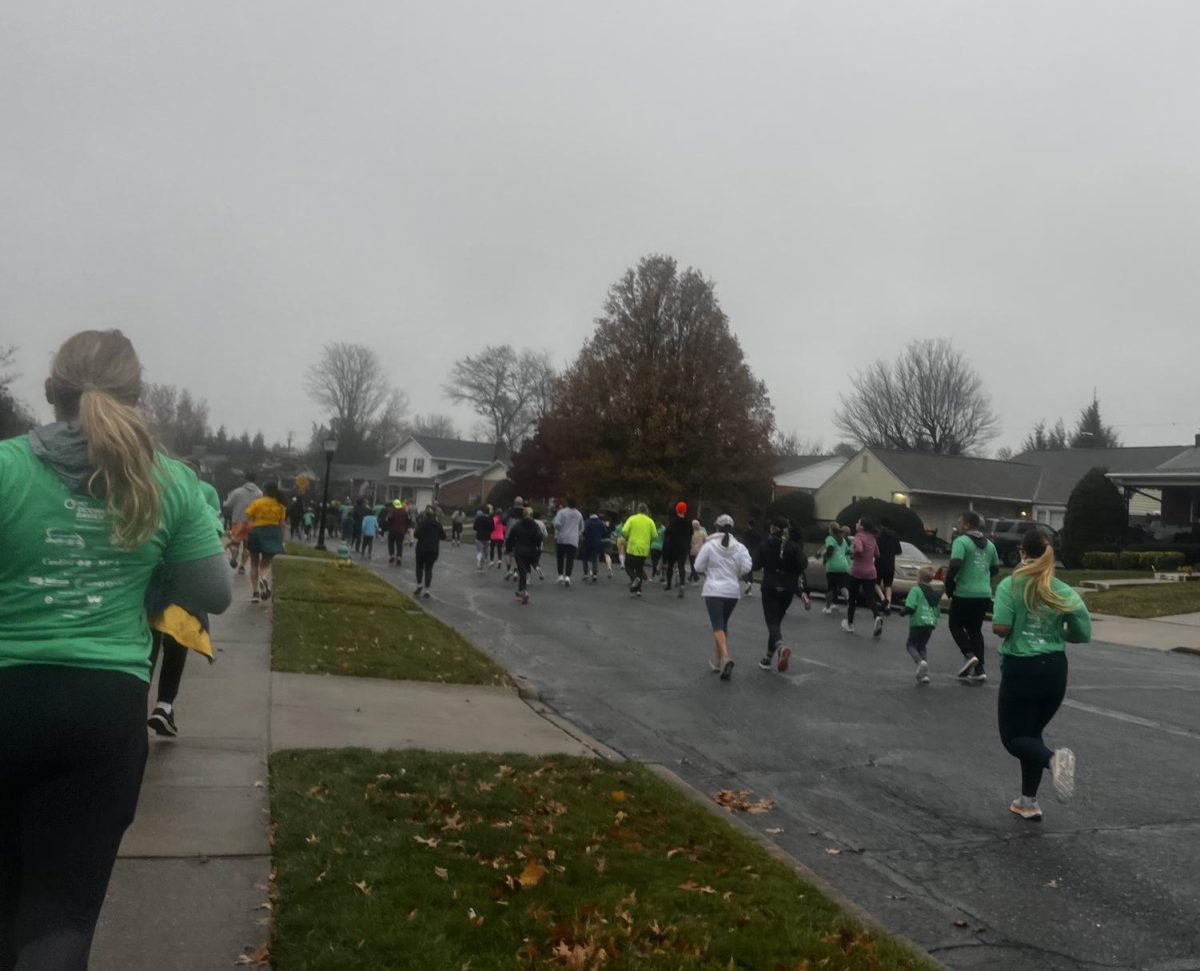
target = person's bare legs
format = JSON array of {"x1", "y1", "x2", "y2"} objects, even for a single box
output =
[
  {"x1": 713, "y1": 630, "x2": 728, "y2": 667},
  {"x1": 260, "y1": 554, "x2": 275, "y2": 596},
  {"x1": 248, "y1": 552, "x2": 261, "y2": 599}
]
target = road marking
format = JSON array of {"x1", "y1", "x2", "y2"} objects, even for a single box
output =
[{"x1": 1063, "y1": 699, "x2": 1200, "y2": 741}]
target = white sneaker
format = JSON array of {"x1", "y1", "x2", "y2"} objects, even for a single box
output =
[
  {"x1": 840, "y1": 619, "x2": 854, "y2": 634},
  {"x1": 872, "y1": 617, "x2": 883, "y2": 637},
  {"x1": 822, "y1": 606, "x2": 832, "y2": 615},
  {"x1": 564, "y1": 577, "x2": 571, "y2": 588},
  {"x1": 916, "y1": 660, "x2": 929, "y2": 684},
  {"x1": 1009, "y1": 797, "x2": 1043, "y2": 822},
  {"x1": 956, "y1": 656, "x2": 979, "y2": 679},
  {"x1": 1051, "y1": 748, "x2": 1076, "y2": 803},
  {"x1": 556, "y1": 575, "x2": 564, "y2": 584}
]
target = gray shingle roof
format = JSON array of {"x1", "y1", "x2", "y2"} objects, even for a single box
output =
[
  {"x1": 1014, "y1": 446, "x2": 1188, "y2": 504},
  {"x1": 872, "y1": 449, "x2": 1043, "y2": 502},
  {"x1": 408, "y1": 435, "x2": 508, "y2": 464},
  {"x1": 1156, "y1": 446, "x2": 1200, "y2": 473},
  {"x1": 775, "y1": 454, "x2": 833, "y2": 476}
]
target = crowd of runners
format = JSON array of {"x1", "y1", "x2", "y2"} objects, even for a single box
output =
[{"x1": 0, "y1": 329, "x2": 1093, "y2": 969}]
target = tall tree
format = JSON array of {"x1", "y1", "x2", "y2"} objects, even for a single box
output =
[
  {"x1": 833, "y1": 338, "x2": 999, "y2": 454},
  {"x1": 0, "y1": 345, "x2": 34, "y2": 440},
  {"x1": 519, "y1": 255, "x2": 776, "y2": 513},
  {"x1": 1070, "y1": 394, "x2": 1120, "y2": 448},
  {"x1": 773, "y1": 429, "x2": 825, "y2": 456},
  {"x1": 304, "y1": 343, "x2": 409, "y2": 462},
  {"x1": 994, "y1": 446, "x2": 1015, "y2": 461},
  {"x1": 443, "y1": 345, "x2": 554, "y2": 450},
  {"x1": 407, "y1": 413, "x2": 460, "y2": 440},
  {"x1": 142, "y1": 382, "x2": 211, "y2": 454},
  {"x1": 1020, "y1": 418, "x2": 1069, "y2": 452}
]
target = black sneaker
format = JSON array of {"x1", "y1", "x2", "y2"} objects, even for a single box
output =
[
  {"x1": 720, "y1": 659, "x2": 735, "y2": 680},
  {"x1": 758, "y1": 656, "x2": 772, "y2": 670},
  {"x1": 147, "y1": 704, "x2": 178, "y2": 737},
  {"x1": 260, "y1": 579, "x2": 272, "y2": 601},
  {"x1": 414, "y1": 585, "x2": 423, "y2": 597}
]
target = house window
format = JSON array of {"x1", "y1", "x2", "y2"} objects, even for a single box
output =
[
  {"x1": 437, "y1": 461, "x2": 447, "y2": 472},
  {"x1": 413, "y1": 458, "x2": 425, "y2": 473},
  {"x1": 395, "y1": 457, "x2": 407, "y2": 473}
]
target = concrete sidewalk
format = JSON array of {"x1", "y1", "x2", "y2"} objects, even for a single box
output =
[
  {"x1": 1089, "y1": 610, "x2": 1200, "y2": 652},
  {"x1": 91, "y1": 565, "x2": 595, "y2": 970}
]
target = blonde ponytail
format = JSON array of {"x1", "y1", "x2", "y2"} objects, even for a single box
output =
[
  {"x1": 48, "y1": 330, "x2": 163, "y2": 549},
  {"x1": 1012, "y1": 543, "x2": 1073, "y2": 614}
]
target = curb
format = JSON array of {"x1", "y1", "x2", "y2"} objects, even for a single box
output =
[
  {"x1": 1172, "y1": 646, "x2": 1200, "y2": 657},
  {"x1": 640, "y1": 762, "x2": 950, "y2": 971}
]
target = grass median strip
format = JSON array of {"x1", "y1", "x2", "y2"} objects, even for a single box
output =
[
  {"x1": 272, "y1": 558, "x2": 507, "y2": 684},
  {"x1": 1081, "y1": 581, "x2": 1200, "y2": 619},
  {"x1": 284, "y1": 541, "x2": 334, "y2": 560},
  {"x1": 270, "y1": 750, "x2": 935, "y2": 971}
]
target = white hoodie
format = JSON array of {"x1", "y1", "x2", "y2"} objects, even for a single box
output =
[{"x1": 694, "y1": 532, "x2": 753, "y2": 599}]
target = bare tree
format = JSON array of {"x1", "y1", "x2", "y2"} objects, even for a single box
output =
[
  {"x1": 305, "y1": 343, "x2": 409, "y2": 461},
  {"x1": 773, "y1": 429, "x2": 826, "y2": 456},
  {"x1": 407, "y1": 413, "x2": 460, "y2": 439},
  {"x1": 443, "y1": 345, "x2": 555, "y2": 450},
  {"x1": 0, "y1": 345, "x2": 34, "y2": 438},
  {"x1": 834, "y1": 338, "x2": 999, "y2": 454},
  {"x1": 995, "y1": 446, "x2": 1015, "y2": 461},
  {"x1": 141, "y1": 382, "x2": 211, "y2": 454}
]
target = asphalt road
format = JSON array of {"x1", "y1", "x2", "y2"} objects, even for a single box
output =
[{"x1": 373, "y1": 545, "x2": 1200, "y2": 971}]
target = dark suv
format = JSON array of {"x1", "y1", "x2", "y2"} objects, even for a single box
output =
[{"x1": 988, "y1": 519, "x2": 1060, "y2": 567}]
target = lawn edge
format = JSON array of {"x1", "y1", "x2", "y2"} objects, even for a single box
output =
[{"x1": 639, "y1": 761, "x2": 951, "y2": 971}]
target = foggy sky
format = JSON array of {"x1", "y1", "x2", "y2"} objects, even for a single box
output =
[{"x1": 3, "y1": 1, "x2": 1198, "y2": 455}]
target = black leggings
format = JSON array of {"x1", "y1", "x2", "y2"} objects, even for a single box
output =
[
  {"x1": 761, "y1": 585, "x2": 795, "y2": 656},
  {"x1": 826, "y1": 571, "x2": 847, "y2": 606},
  {"x1": 415, "y1": 552, "x2": 437, "y2": 588},
  {"x1": 845, "y1": 576, "x2": 880, "y2": 624},
  {"x1": 387, "y1": 534, "x2": 405, "y2": 561},
  {"x1": 625, "y1": 554, "x2": 647, "y2": 591},
  {"x1": 950, "y1": 597, "x2": 991, "y2": 673},
  {"x1": 0, "y1": 665, "x2": 148, "y2": 971},
  {"x1": 663, "y1": 555, "x2": 688, "y2": 589},
  {"x1": 555, "y1": 544, "x2": 577, "y2": 578},
  {"x1": 998, "y1": 652, "x2": 1068, "y2": 798},
  {"x1": 489, "y1": 540, "x2": 504, "y2": 562},
  {"x1": 516, "y1": 554, "x2": 535, "y2": 593},
  {"x1": 650, "y1": 550, "x2": 662, "y2": 576},
  {"x1": 688, "y1": 554, "x2": 698, "y2": 581},
  {"x1": 150, "y1": 630, "x2": 187, "y2": 705}
]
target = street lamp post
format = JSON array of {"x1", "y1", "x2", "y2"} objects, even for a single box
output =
[{"x1": 315, "y1": 437, "x2": 338, "y2": 551}]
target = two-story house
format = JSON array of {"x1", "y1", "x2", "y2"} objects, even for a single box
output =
[{"x1": 380, "y1": 435, "x2": 510, "y2": 510}]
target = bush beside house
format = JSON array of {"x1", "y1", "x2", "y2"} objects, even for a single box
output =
[
  {"x1": 834, "y1": 497, "x2": 928, "y2": 548},
  {"x1": 1062, "y1": 467, "x2": 1127, "y2": 567}
]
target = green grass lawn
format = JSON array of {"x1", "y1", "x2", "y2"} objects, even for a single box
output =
[
  {"x1": 272, "y1": 559, "x2": 507, "y2": 685},
  {"x1": 993, "y1": 568, "x2": 1148, "y2": 586},
  {"x1": 1080, "y1": 581, "x2": 1200, "y2": 619},
  {"x1": 284, "y1": 541, "x2": 333, "y2": 560},
  {"x1": 270, "y1": 750, "x2": 935, "y2": 971}
]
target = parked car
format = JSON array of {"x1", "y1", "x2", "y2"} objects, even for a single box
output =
[
  {"x1": 988, "y1": 519, "x2": 1061, "y2": 567},
  {"x1": 805, "y1": 541, "x2": 945, "y2": 603}
]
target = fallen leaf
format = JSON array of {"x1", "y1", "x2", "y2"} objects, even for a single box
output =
[
  {"x1": 305, "y1": 833, "x2": 320, "y2": 845},
  {"x1": 235, "y1": 943, "x2": 270, "y2": 966},
  {"x1": 468, "y1": 907, "x2": 485, "y2": 928},
  {"x1": 408, "y1": 909, "x2": 418, "y2": 922},
  {"x1": 1045, "y1": 879, "x2": 1059, "y2": 888},
  {"x1": 766, "y1": 827, "x2": 783, "y2": 834},
  {"x1": 413, "y1": 835, "x2": 439, "y2": 848},
  {"x1": 677, "y1": 881, "x2": 717, "y2": 894},
  {"x1": 953, "y1": 919, "x2": 969, "y2": 929},
  {"x1": 477, "y1": 780, "x2": 494, "y2": 792},
  {"x1": 825, "y1": 848, "x2": 841, "y2": 856},
  {"x1": 594, "y1": 856, "x2": 608, "y2": 874},
  {"x1": 435, "y1": 866, "x2": 449, "y2": 881},
  {"x1": 314, "y1": 870, "x2": 326, "y2": 884},
  {"x1": 611, "y1": 790, "x2": 626, "y2": 802},
  {"x1": 519, "y1": 862, "x2": 548, "y2": 888},
  {"x1": 354, "y1": 880, "x2": 371, "y2": 896}
]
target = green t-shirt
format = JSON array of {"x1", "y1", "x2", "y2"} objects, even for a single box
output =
[
  {"x1": 199, "y1": 480, "x2": 222, "y2": 516},
  {"x1": 949, "y1": 534, "x2": 1000, "y2": 599},
  {"x1": 0, "y1": 438, "x2": 225, "y2": 682},
  {"x1": 650, "y1": 526, "x2": 665, "y2": 552},
  {"x1": 824, "y1": 535, "x2": 850, "y2": 574},
  {"x1": 903, "y1": 586, "x2": 942, "y2": 629},
  {"x1": 992, "y1": 575, "x2": 1092, "y2": 658}
]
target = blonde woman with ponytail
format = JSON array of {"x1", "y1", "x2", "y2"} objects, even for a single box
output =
[
  {"x1": 0, "y1": 330, "x2": 230, "y2": 968},
  {"x1": 991, "y1": 529, "x2": 1092, "y2": 823}
]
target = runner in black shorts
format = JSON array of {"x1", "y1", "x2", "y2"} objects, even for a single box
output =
[{"x1": 876, "y1": 517, "x2": 903, "y2": 614}]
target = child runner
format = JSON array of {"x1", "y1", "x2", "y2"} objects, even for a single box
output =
[
  {"x1": 0, "y1": 330, "x2": 230, "y2": 969},
  {"x1": 694, "y1": 514, "x2": 753, "y2": 681},
  {"x1": 993, "y1": 529, "x2": 1090, "y2": 821},
  {"x1": 843, "y1": 517, "x2": 883, "y2": 637},
  {"x1": 821, "y1": 522, "x2": 850, "y2": 614},
  {"x1": 946, "y1": 510, "x2": 1000, "y2": 683},
  {"x1": 649, "y1": 521, "x2": 665, "y2": 581},
  {"x1": 412, "y1": 505, "x2": 446, "y2": 598},
  {"x1": 360, "y1": 507, "x2": 379, "y2": 560},
  {"x1": 243, "y1": 482, "x2": 287, "y2": 603},
  {"x1": 506, "y1": 506, "x2": 544, "y2": 605},
  {"x1": 302, "y1": 506, "x2": 315, "y2": 539},
  {"x1": 757, "y1": 517, "x2": 805, "y2": 672},
  {"x1": 900, "y1": 565, "x2": 942, "y2": 684}
]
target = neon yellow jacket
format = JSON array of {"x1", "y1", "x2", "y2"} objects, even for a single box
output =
[{"x1": 623, "y1": 513, "x2": 658, "y2": 557}]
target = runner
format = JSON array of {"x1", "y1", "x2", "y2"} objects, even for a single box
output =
[
  {"x1": 821, "y1": 522, "x2": 850, "y2": 614},
  {"x1": 621, "y1": 502, "x2": 657, "y2": 597},
  {"x1": 877, "y1": 516, "x2": 903, "y2": 614},
  {"x1": 287, "y1": 495, "x2": 305, "y2": 540},
  {"x1": 223, "y1": 472, "x2": 262, "y2": 575},
  {"x1": 413, "y1": 505, "x2": 446, "y2": 599},
  {"x1": 580, "y1": 511, "x2": 608, "y2": 583},
  {"x1": 740, "y1": 518, "x2": 763, "y2": 596},
  {"x1": 489, "y1": 506, "x2": 506, "y2": 568},
  {"x1": 662, "y1": 502, "x2": 692, "y2": 597},
  {"x1": 899, "y1": 565, "x2": 941, "y2": 685},
  {"x1": 787, "y1": 520, "x2": 813, "y2": 610},
  {"x1": 694, "y1": 514, "x2": 753, "y2": 681},
  {"x1": 649, "y1": 521, "x2": 665, "y2": 581},
  {"x1": 384, "y1": 498, "x2": 409, "y2": 565},
  {"x1": 502, "y1": 497, "x2": 526, "y2": 580},
  {"x1": 689, "y1": 519, "x2": 708, "y2": 583},
  {"x1": 993, "y1": 529, "x2": 1090, "y2": 821},
  {"x1": 243, "y1": 482, "x2": 287, "y2": 603},
  {"x1": 842, "y1": 517, "x2": 883, "y2": 637},
  {"x1": 0, "y1": 329, "x2": 230, "y2": 969},
  {"x1": 757, "y1": 517, "x2": 804, "y2": 672},
  {"x1": 473, "y1": 505, "x2": 493, "y2": 570},
  {"x1": 946, "y1": 510, "x2": 1001, "y2": 683},
  {"x1": 302, "y1": 506, "x2": 315, "y2": 540},
  {"x1": 360, "y1": 506, "x2": 379, "y2": 560},
  {"x1": 450, "y1": 508, "x2": 465, "y2": 547},
  {"x1": 552, "y1": 497, "x2": 585, "y2": 587},
  {"x1": 506, "y1": 506, "x2": 544, "y2": 605}
]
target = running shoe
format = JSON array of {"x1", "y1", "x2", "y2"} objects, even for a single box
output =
[
  {"x1": 1009, "y1": 798, "x2": 1043, "y2": 822},
  {"x1": 147, "y1": 704, "x2": 178, "y2": 737},
  {"x1": 840, "y1": 620, "x2": 854, "y2": 633},
  {"x1": 872, "y1": 617, "x2": 883, "y2": 637},
  {"x1": 260, "y1": 578, "x2": 272, "y2": 602},
  {"x1": 251, "y1": 594, "x2": 260, "y2": 604},
  {"x1": 228, "y1": 554, "x2": 238, "y2": 569},
  {"x1": 237, "y1": 566, "x2": 246, "y2": 576},
  {"x1": 422, "y1": 590, "x2": 431, "y2": 599},
  {"x1": 1051, "y1": 748, "x2": 1076, "y2": 803},
  {"x1": 967, "y1": 671, "x2": 988, "y2": 684},
  {"x1": 414, "y1": 585, "x2": 423, "y2": 597},
  {"x1": 537, "y1": 569, "x2": 545, "y2": 581},
  {"x1": 709, "y1": 660, "x2": 721, "y2": 673},
  {"x1": 720, "y1": 659, "x2": 735, "y2": 680},
  {"x1": 758, "y1": 656, "x2": 772, "y2": 671},
  {"x1": 676, "y1": 587, "x2": 684, "y2": 599},
  {"x1": 556, "y1": 575, "x2": 565, "y2": 584},
  {"x1": 916, "y1": 660, "x2": 929, "y2": 684},
  {"x1": 956, "y1": 656, "x2": 979, "y2": 679},
  {"x1": 777, "y1": 646, "x2": 791, "y2": 673},
  {"x1": 564, "y1": 577, "x2": 571, "y2": 588},
  {"x1": 821, "y1": 606, "x2": 833, "y2": 615},
  {"x1": 521, "y1": 591, "x2": 530, "y2": 605}
]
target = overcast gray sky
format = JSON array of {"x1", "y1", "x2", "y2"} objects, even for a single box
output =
[{"x1": 3, "y1": 1, "x2": 1197, "y2": 453}]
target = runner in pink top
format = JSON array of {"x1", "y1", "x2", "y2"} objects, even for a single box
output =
[{"x1": 842, "y1": 517, "x2": 884, "y2": 637}]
